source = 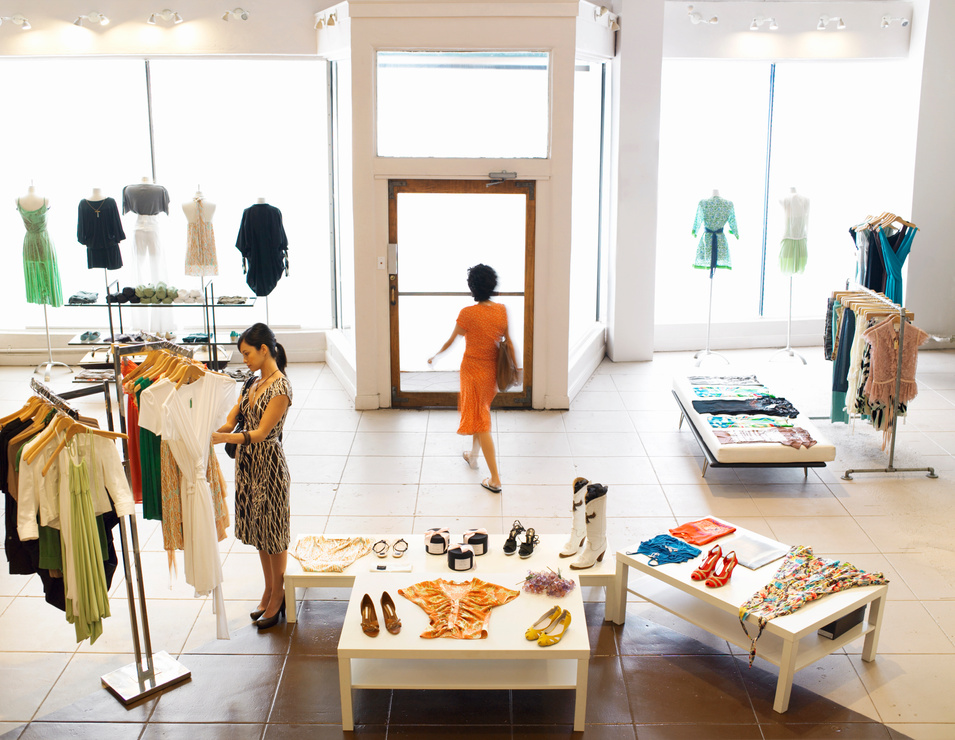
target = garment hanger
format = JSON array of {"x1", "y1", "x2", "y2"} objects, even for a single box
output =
[
  {"x1": 0, "y1": 396, "x2": 44, "y2": 426},
  {"x1": 22, "y1": 411, "x2": 74, "y2": 465},
  {"x1": 41, "y1": 421, "x2": 127, "y2": 477},
  {"x1": 174, "y1": 363, "x2": 206, "y2": 389}
]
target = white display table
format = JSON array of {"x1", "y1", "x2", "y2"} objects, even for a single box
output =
[
  {"x1": 284, "y1": 533, "x2": 617, "y2": 623},
  {"x1": 609, "y1": 527, "x2": 888, "y2": 713},
  {"x1": 337, "y1": 571, "x2": 591, "y2": 731}
]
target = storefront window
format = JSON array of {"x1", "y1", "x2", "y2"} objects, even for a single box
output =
[
  {"x1": 655, "y1": 59, "x2": 919, "y2": 325},
  {"x1": 376, "y1": 51, "x2": 550, "y2": 158}
]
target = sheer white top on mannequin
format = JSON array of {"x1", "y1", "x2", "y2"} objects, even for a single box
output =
[
  {"x1": 779, "y1": 188, "x2": 810, "y2": 240},
  {"x1": 182, "y1": 192, "x2": 216, "y2": 224}
]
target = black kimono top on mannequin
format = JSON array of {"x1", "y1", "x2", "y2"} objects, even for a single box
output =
[
  {"x1": 77, "y1": 197, "x2": 126, "y2": 270},
  {"x1": 235, "y1": 203, "x2": 289, "y2": 297}
]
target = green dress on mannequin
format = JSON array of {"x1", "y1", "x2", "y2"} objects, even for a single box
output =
[{"x1": 18, "y1": 199, "x2": 64, "y2": 307}]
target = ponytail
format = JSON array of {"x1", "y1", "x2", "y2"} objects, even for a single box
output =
[
  {"x1": 274, "y1": 342, "x2": 288, "y2": 375},
  {"x1": 238, "y1": 322, "x2": 287, "y2": 375}
]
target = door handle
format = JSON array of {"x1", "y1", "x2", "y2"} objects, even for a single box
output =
[{"x1": 390, "y1": 284, "x2": 397, "y2": 306}]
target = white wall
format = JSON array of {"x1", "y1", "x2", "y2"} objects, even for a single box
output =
[
  {"x1": 606, "y1": 0, "x2": 664, "y2": 362},
  {"x1": 908, "y1": 0, "x2": 955, "y2": 339}
]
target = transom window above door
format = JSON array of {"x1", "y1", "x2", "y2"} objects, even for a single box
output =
[{"x1": 376, "y1": 51, "x2": 550, "y2": 159}]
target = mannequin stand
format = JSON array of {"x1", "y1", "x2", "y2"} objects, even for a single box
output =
[
  {"x1": 771, "y1": 277, "x2": 807, "y2": 365},
  {"x1": 34, "y1": 304, "x2": 73, "y2": 382},
  {"x1": 694, "y1": 271, "x2": 728, "y2": 367}
]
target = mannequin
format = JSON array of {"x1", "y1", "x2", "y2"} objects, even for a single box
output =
[
  {"x1": 778, "y1": 186, "x2": 810, "y2": 275},
  {"x1": 89, "y1": 188, "x2": 104, "y2": 201},
  {"x1": 256, "y1": 196, "x2": 267, "y2": 204},
  {"x1": 691, "y1": 189, "x2": 738, "y2": 366},
  {"x1": 77, "y1": 188, "x2": 125, "y2": 270},
  {"x1": 17, "y1": 185, "x2": 47, "y2": 212},
  {"x1": 123, "y1": 177, "x2": 172, "y2": 332},
  {"x1": 183, "y1": 190, "x2": 219, "y2": 277},
  {"x1": 19, "y1": 184, "x2": 67, "y2": 378},
  {"x1": 772, "y1": 187, "x2": 810, "y2": 365}
]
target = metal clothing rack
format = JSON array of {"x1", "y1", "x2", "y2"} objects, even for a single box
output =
[
  {"x1": 29, "y1": 376, "x2": 190, "y2": 703},
  {"x1": 840, "y1": 286, "x2": 937, "y2": 481},
  {"x1": 98, "y1": 340, "x2": 193, "y2": 703}
]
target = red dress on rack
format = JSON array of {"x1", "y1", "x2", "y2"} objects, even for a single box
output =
[{"x1": 121, "y1": 359, "x2": 142, "y2": 503}]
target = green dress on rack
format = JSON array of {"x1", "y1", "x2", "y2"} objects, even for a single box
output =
[{"x1": 18, "y1": 200, "x2": 64, "y2": 307}]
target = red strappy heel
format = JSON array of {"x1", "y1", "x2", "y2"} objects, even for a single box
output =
[
  {"x1": 690, "y1": 545, "x2": 722, "y2": 581},
  {"x1": 704, "y1": 551, "x2": 738, "y2": 588}
]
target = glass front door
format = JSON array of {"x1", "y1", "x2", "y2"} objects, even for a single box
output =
[{"x1": 389, "y1": 179, "x2": 535, "y2": 408}]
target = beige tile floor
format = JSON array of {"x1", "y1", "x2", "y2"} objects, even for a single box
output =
[{"x1": 0, "y1": 348, "x2": 953, "y2": 738}]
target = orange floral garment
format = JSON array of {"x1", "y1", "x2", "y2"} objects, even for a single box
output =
[
  {"x1": 398, "y1": 577, "x2": 520, "y2": 639},
  {"x1": 456, "y1": 302, "x2": 508, "y2": 435}
]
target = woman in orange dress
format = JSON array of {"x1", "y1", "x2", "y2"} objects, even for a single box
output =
[{"x1": 429, "y1": 264, "x2": 515, "y2": 493}]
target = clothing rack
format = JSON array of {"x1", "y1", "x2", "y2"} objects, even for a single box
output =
[
  {"x1": 98, "y1": 341, "x2": 192, "y2": 703},
  {"x1": 30, "y1": 378, "x2": 80, "y2": 420},
  {"x1": 840, "y1": 285, "x2": 938, "y2": 481}
]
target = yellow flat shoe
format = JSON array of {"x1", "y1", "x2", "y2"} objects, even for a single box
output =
[
  {"x1": 538, "y1": 609, "x2": 571, "y2": 647},
  {"x1": 525, "y1": 605, "x2": 562, "y2": 641}
]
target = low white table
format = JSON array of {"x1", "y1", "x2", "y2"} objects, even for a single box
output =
[
  {"x1": 609, "y1": 529, "x2": 888, "y2": 713},
  {"x1": 285, "y1": 533, "x2": 617, "y2": 623},
  {"x1": 338, "y1": 571, "x2": 591, "y2": 731}
]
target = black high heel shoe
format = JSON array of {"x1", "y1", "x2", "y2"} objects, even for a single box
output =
[
  {"x1": 519, "y1": 528, "x2": 540, "y2": 559},
  {"x1": 250, "y1": 606, "x2": 266, "y2": 621},
  {"x1": 255, "y1": 598, "x2": 286, "y2": 630},
  {"x1": 503, "y1": 520, "x2": 526, "y2": 556}
]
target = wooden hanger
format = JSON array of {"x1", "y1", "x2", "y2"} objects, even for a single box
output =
[
  {"x1": 0, "y1": 396, "x2": 44, "y2": 426},
  {"x1": 41, "y1": 421, "x2": 127, "y2": 477},
  {"x1": 174, "y1": 363, "x2": 206, "y2": 389},
  {"x1": 22, "y1": 411, "x2": 74, "y2": 465}
]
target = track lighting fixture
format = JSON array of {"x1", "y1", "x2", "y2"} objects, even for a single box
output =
[
  {"x1": 881, "y1": 15, "x2": 910, "y2": 29},
  {"x1": 74, "y1": 12, "x2": 110, "y2": 27},
  {"x1": 222, "y1": 8, "x2": 249, "y2": 21},
  {"x1": 749, "y1": 16, "x2": 778, "y2": 32},
  {"x1": 0, "y1": 14, "x2": 31, "y2": 30},
  {"x1": 314, "y1": 14, "x2": 324, "y2": 30},
  {"x1": 687, "y1": 5, "x2": 718, "y2": 26},
  {"x1": 817, "y1": 15, "x2": 845, "y2": 31},
  {"x1": 326, "y1": 12, "x2": 337, "y2": 27},
  {"x1": 147, "y1": 9, "x2": 183, "y2": 25}
]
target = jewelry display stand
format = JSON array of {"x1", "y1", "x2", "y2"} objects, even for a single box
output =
[
  {"x1": 771, "y1": 277, "x2": 807, "y2": 365},
  {"x1": 694, "y1": 271, "x2": 728, "y2": 367}
]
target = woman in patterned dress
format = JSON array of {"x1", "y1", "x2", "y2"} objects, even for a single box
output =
[
  {"x1": 429, "y1": 264, "x2": 515, "y2": 493},
  {"x1": 211, "y1": 323, "x2": 292, "y2": 629}
]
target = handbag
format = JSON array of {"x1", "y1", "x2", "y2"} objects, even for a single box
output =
[
  {"x1": 496, "y1": 336, "x2": 521, "y2": 392},
  {"x1": 225, "y1": 377, "x2": 256, "y2": 459}
]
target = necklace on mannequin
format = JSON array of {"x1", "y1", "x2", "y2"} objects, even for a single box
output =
[{"x1": 86, "y1": 199, "x2": 105, "y2": 217}]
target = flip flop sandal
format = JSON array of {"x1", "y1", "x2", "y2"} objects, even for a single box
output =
[
  {"x1": 372, "y1": 539, "x2": 389, "y2": 558},
  {"x1": 463, "y1": 451, "x2": 478, "y2": 469},
  {"x1": 481, "y1": 478, "x2": 502, "y2": 494}
]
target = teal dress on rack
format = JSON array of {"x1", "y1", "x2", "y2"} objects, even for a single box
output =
[
  {"x1": 18, "y1": 200, "x2": 63, "y2": 307},
  {"x1": 692, "y1": 196, "x2": 739, "y2": 275}
]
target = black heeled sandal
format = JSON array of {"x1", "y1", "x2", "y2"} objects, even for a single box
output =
[
  {"x1": 519, "y1": 528, "x2": 540, "y2": 559},
  {"x1": 255, "y1": 598, "x2": 286, "y2": 630},
  {"x1": 503, "y1": 520, "x2": 526, "y2": 556}
]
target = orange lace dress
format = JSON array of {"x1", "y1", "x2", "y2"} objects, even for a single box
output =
[
  {"x1": 398, "y1": 577, "x2": 520, "y2": 639},
  {"x1": 456, "y1": 302, "x2": 508, "y2": 435}
]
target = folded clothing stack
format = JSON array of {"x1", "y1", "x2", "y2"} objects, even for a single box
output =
[
  {"x1": 68, "y1": 291, "x2": 99, "y2": 305},
  {"x1": 135, "y1": 282, "x2": 179, "y2": 304},
  {"x1": 217, "y1": 296, "x2": 247, "y2": 305},
  {"x1": 106, "y1": 286, "x2": 140, "y2": 304},
  {"x1": 173, "y1": 289, "x2": 203, "y2": 304}
]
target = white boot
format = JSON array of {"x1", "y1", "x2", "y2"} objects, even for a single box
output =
[
  {"x1": 570, "y1": 484, "x2": 608, "y2": 570},
  {"x1": 559, "y1": 477, "x2": 590, "y2": 558}
]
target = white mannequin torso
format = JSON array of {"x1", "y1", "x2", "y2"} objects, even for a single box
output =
[
  {"x1": 17, "y1": 186, "x2": 47, "y2": 211},
  {"x1": 182, "y1": 192, "x2": 216, "y2": 224},
  {"x1": 779, "y1": 190, "x2": 810, "y2": 240},
  {"x1": 256, "y1": 197, "x2": 267, "y2": 204},
  {"x1": 89, "y1": 188, "x2": 104, "y2": 202}
]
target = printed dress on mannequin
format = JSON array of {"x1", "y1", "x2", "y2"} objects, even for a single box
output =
[
  {"x1": 692, "y1": 195, "x2": 739, "y2": 275},
  {"x1": 778, "y1": 190, "x2": 810, "y2": 275},
  {"x1": 183, "y1": 194, "x2": 218, "y2": 277},
  {"x1": 77, "y1": 196, "x2": 126, "y2": 270},
  {"x1": 124, "y1": 181, "x2": 172, "y2": 332},
  {"x1": 18, "y1": 198, "x2": 63, "y2": 307}
]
